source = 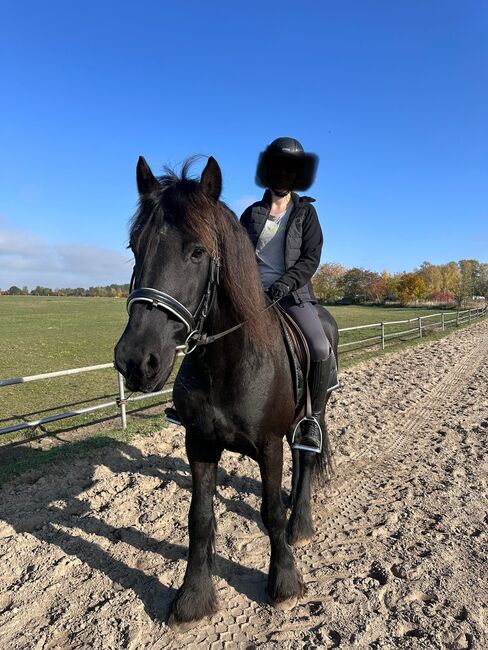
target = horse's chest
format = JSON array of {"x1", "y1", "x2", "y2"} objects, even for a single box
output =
[{"x1": 174, "y1": 381, "x2": 257, "y2": 454}]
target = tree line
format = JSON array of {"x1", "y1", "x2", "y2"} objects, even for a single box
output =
[
  {"x1": 312, "y1": 259, "x2": 488, "y2": 307},
  {"x1": 2, "y1": 284, "x2": 130, "y2": 297},
  {"x1": 2, "y1": 259, "x2": 487, "y2": 307}
]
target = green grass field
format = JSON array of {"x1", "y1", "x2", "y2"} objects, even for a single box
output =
[
  {"x1": 0, "y1": 296, "x2": 484, "y2": 463},
  {"x1": 0, "y1": 296, "x2": 140, "y2": 445}
]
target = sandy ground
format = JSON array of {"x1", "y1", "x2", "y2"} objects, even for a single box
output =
[{"x1": 0, "y1": 320, "x2": 487, "y2": 650}]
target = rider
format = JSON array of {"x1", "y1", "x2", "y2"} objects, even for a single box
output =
[{"x1": 240, "y1": 136, "x2": 338, "y2": 453}]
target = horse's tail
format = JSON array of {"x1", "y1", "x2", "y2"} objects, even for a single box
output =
[{"x1": 313, "y1": 392, "x2": 335, "y2": 485}]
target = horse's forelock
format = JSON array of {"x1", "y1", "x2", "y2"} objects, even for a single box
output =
[{"x1": 129, "y1": 159, "x2": 276, "y2": 348}]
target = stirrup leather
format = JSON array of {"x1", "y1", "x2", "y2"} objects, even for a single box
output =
[{"x1": 291, "y1": 415, "x2": 323, "y2": 454}]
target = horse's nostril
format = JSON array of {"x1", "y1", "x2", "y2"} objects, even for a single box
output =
[
  {"x1": 146, "y1": 352, "x2": 160, "y2": 373},
  {"x1": 114, "y1": 343, "x2": 127, "y2": 376}
]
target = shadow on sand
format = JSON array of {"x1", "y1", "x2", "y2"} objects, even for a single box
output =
[{"x1": 0, "y1": 437, "x2": 271, "y2": 622}]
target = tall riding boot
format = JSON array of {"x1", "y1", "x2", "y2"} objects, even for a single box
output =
[{"x1": 292, "y1": 354, "x2": 335, "y2": 453}]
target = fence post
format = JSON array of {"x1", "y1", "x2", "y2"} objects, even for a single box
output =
[
  {"x1": 469, "y1": 309, "x2": 472, "y2": 324},
  {"x1": 117, "y1": 372, "x2": 127, "y2": 429},
  {"x1": 381, "y1": 322, "x2": 385, "y2": 350},
  {"x1": 418, "y1": 317, "x2": 422, "y2": 338},
  {"x1": 456, "y1": 311, "x2": 460, "y2": 326},
  {"x1": 441, "y1": 313, "x2": 445, "y2": 331}
]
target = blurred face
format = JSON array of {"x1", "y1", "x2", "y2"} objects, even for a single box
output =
[{"x1": 267, "y1": 156, "x2": 298, "y2": 193}]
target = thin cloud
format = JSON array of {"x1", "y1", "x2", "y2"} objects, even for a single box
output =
[{"x1": 0, "y1": 223, "x2": 133, "y2": 290}]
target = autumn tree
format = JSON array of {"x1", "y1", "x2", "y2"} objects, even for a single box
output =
[
  {"x1": 418, "y1": 261, "x2": 443, "y2": 297},
  {"x1": 342, "y1": 268, "x2": 380, "y2": 303},
  {"x1": 440, "y1": 262, "x2": 461, "y2": 298},
  {"x1": 458, "y1": 259, "x2": 478, "y2": 303},
  {"x1": 475, "y1": 263, "x2": 488, "y2": 298},
  {"x1": 367, "y1": 271, "x2": 391, "y2": 303},
  {"x1": 312, "y1": 263, "x2": 346, "y2": 302},
  {"x1": 396, "y1": 273, "x2": 426, "y2": 303}
]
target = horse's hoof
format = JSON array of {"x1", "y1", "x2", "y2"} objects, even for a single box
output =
[
  {"x1": 167, "y1": 612, "x2": 200, "y2": 634},
  {"x1": 272, "y1": 595, "x2": 299, "y2": 611}
]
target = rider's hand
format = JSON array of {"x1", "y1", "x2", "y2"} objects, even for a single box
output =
[{"x1": 268, "y1": 281, "x2": 290, "y2": 302}]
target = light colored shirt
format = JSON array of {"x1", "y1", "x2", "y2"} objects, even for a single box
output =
[{"x1": 256, "y1": 203, "x2": 293, "y2": 289}]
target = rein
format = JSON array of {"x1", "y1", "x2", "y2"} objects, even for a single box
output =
[{"x1": 126, "y1": 258, "x2": 279, "y2": 354}]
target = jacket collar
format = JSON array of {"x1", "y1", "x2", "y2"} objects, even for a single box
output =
[{"x1": 260, "y1": 189, "x2": 315, "y2": 209}]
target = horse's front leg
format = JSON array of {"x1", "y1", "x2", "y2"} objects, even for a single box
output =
[
  {"x1": 168, "y1": 435, "x2": 221, "y2": 632},
  {"x1": 259, "y1": 438, "x2": 304, "y2": 610}
]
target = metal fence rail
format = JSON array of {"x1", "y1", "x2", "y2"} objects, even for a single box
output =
[
  {"x1": 0, "y1": 348, "x2": 185, "y2": 436},
  {"x1": 1, "y1": 307, "x2": 486, "y2": 436},
  {"x1": 338, "y1": 306, "x2": 487, "y2": 351},
  {"x1": 0, "y1": 363, "x2": 115, "y2": 388}
]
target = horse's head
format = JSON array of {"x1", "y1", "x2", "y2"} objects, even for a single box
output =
[{"x1": 114, "y1": 155, "x2": 223, "y2": 392}]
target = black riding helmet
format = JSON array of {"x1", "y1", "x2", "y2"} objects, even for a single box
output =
[{"x1": 255, "y1": 137, "x2": 319, "y2": 192}]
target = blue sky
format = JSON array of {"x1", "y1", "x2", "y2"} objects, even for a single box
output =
[{"x1": 1, "y1": 0, "x2": 487, "y2": 289}]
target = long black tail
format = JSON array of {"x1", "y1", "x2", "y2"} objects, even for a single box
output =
[{"x1": 313, "y1": 392, "x2": 335, "y2": 484}]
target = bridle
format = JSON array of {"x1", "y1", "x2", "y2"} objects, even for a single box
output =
[
  {"x1": 126, "y1": 253, "x2": 280, "y2": 355},
  {"x1": 127, "y1": 256, "x2": 221, "y2": 355}
]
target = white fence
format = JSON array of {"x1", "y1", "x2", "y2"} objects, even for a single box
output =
[
  {"x1": 1, "y1": 307, "x2": 486, "y2": 436},
  {"x1": 338, "y1": 306, "x2": 487, "y2": 351},
  {"x1": 0, "y1": 351, "x2": 183, "y2": 436}
]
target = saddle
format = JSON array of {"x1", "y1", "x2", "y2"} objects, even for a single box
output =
[
  {"x1": 274, "y1": 304, "x2": 309, "y2": 417},
  {"x1": 274, "y1": 303, "x2": 339, "y2": 419}
]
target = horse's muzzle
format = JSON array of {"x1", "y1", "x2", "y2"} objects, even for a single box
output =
[{"x1": 114, "y1": 338, "x2": 172, "y2": 393}]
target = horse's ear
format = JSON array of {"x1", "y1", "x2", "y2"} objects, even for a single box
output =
[
  {"x1": 136, "y1": 156, "x2": 159, "y2": 195},
  {"x1": 200, "y1": 156, "x2": 222, "y2": 201}
]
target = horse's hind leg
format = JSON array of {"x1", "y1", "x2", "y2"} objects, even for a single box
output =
[
  {"x1": 168, "y1": 437, "x2": 221, "y2": 632},
  {"x1": 259, "y1": 438, "x2": 304, "y2": 610},
  {"x1": 288, "y1": 396, "x2": 333, "y2": 546},
  {"x1": 287, "y1": 448, "x2": 316, "y2": 546}
]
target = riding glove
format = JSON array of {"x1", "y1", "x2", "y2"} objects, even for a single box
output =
[{"x1": 268, "y1": 281, "x2": 290, "y2": 302}]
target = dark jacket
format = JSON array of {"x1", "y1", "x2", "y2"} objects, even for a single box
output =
[{"x1": 240, "y1": 189, "x2": 323, "y2": 304}]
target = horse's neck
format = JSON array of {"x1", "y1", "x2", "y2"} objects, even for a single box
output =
[{"x1": 201, "y1": 298, "x2": 279, "y2": 369}]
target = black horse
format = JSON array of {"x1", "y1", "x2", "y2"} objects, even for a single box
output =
[{"x1": 114, "y1": 156, "x2": 339, "y2": 630}]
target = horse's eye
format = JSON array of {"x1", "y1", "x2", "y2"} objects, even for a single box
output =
[{"x1": 191, "y1": 247, "x2": 205, "y2": 261}]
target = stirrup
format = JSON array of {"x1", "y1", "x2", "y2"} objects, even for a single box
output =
[
  {"x1": 291, "y1": 416, "x2": 323, "y2": 454},
  {"x1": 164, "y1": 407, "x2": 181, "y2": 426}
]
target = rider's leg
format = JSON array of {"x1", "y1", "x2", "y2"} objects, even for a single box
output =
[{"x1": 279, "y1": 299, "x2": 336, "y2": 452}]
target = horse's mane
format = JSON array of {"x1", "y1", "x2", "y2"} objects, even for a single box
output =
[{"x1": 130, "y1": 157, "x2": 277, "y2": 349}]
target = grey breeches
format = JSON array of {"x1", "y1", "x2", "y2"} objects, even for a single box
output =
[{"x1": 279, "y1": 297, "x2": 331, "y2": 361}]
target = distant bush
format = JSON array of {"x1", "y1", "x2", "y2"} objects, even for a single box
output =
[{"x1": 431, "y1": 291, "x2": 454, "y2": 303}]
